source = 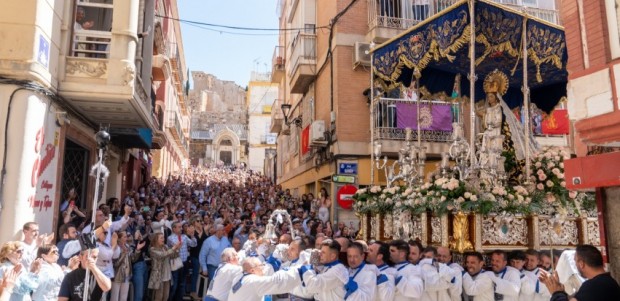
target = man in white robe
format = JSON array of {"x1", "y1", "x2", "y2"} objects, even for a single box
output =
[
  {"x1": 204, "y1": 248, "x2": 242, "y2": 301},
  {"x1": 227, "y1": 257, "x2": 300, "y2": 301},
  {"x1": 519, "y1": 250, "x2": 550, "y2": 301},
  {"x1": 389, "y1": 240, "x2": 423, "y2": 301},
  {"x1": 437, "y1": 246, "x2": 463, "y2": 301},
  {"x1": 344, "y1": 242, "x2": 376, "y2": 301},
  {"x1": 300, "y1": 239, "x2": 349, "y2": 301},
  {"x1": 490, "y1": 250, "x2": 521, "y2": 301},
  {"x1": 462, "y1": 252, "x2": 495, "y2": 301},
  {"x1": 366, "y1": 241, "x2": 395, "y2": 301},
  {"x1": 281, "y1": 239, "x2": 314, "y2": 301}
]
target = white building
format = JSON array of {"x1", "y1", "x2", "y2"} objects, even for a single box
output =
[{"x1": 247, "y1": 72, "x2": 278, "y2": 173}]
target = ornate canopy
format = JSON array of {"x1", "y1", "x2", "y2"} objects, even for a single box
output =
[{"x1": 371, "y1": 0, "x2": 567, "y2": 113}]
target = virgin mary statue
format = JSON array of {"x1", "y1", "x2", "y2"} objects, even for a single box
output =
[{"x1": 478, "y1": 70, "x2": 540, "y2": 183}]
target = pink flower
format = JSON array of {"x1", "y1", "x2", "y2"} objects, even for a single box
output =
[
  {"x1": 537, "y1": 183, "x2": 544, "y2": 190},
  {"x1": 539, "y1": 174, "x2": 547, "y2": 181},
  {"x1": 560, "y1": 181, "x2": 566, "y2": 187},
  {"x1": 546, "y1": 193, "x2": 556, "y2": 203},
  {"x1": 569, "y1": 191, "x2": 577, "y2": 199},
  {"x1": 546, "y1": 180, "x2": 554, "y2": 187}
]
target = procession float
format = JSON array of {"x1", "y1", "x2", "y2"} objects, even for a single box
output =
[{"x1": 354, "y1": 0, "x2": 600, "y2": 256}]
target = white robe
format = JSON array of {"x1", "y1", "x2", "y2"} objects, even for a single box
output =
[
  {"x1": 302, "y1": 261, "x2": 349, "y2": 301},
  {"x1": 206, "y1": 263, "x2": 243, "y2": 301},
  {"x1": 446, "y1": 262, "x2": 464, "y2": 301},
  {"x1": 228, "y1": 269, "x2": 300, "y2": 301},
  {"x1": 492, "y1": 266, "x2": 521, "y2": 301},
  {"x1": 418, "y1": 259, "x2": 453, "y2": 301},
  {"x1": 372, "y1": 264, "x2": 395, "y2": 301},
  {"x1": 519, "y1": 268, "x2": 551, "y2": 301},
  {"x1": 345, "y1": 263, "x2": 376, "y2": 301},
  {"x1": 393, "y1": 262, "x2": 423, "y2": 301},
  {"x1": 281, "y1": 258, "x2": 314, "y2": 300},
  {"x1": 462, "y1": 270, "x2": 495, "y2": 301}
]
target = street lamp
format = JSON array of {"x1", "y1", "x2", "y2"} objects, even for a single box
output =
[{"x1": 281, "y1": 103, "x2": 302, "y2": 128}]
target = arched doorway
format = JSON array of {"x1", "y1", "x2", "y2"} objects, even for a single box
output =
[{"x1": 219, "y1": 139, "x2": 233, "y2": 165}]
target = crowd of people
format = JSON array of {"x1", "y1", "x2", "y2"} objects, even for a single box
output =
[{"x1": 0, "y1": 166, "x2": 618, "y2": 301}]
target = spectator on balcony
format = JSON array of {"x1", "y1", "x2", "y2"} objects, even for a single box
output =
[{"x1": 73, "y1": 7, "x2": 94, "y2": 57}]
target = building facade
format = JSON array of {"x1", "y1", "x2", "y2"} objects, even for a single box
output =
[
  {"x1": 189, "y1": 72, "x2": 248, "y2": 167},
  {"x1": 150, "y1": 0, "x2": 191, "y2": 179},
  {"x1": 561, "y1": 0, "x2": 620, "y2": 278},
  {"x1": 247, "y1": 72, "x2": 278, "y2": 173},
  {"x1": 0, "y1": 0, "x2": 180, "y2": 240},
  {"x1": 269, "y1": 0, "x2": 561, "y2": 225}
]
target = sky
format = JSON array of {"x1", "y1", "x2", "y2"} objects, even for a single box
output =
[{"x1": 178, "y1": 0, "x2": 279, "y2": 88}]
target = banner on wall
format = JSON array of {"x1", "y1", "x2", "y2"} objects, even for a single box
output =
[
  {"x1": 29, "y1": 107, "x2": 61, "y2": 233},
  {"x1": 301, "y1": 125, "x2": 310, "y2": 155}
]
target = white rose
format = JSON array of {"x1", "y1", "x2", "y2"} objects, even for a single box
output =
[
  {"x1": 464, "y1": 192, "x2": 472, "y2": 199},
  {"x1": 470, "y1": 195, "x2": 478, "y2": 201},
  {"x1": 560, "y1": 181, "x2": 566, "y2": 187},
  {"x1": 546, "y1": 180, "x2": 554, "y2": 187}
]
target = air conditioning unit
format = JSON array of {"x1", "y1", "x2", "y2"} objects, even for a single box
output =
[
  {"x1": 310, "y1": 120, "x2": 326, "y2": 145},
  {"x1": 353, "y1": 42, "x2": 371, "y2": 68}
]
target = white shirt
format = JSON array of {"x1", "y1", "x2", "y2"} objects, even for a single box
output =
[
  {"x1": 227, "y1": 269, "x2": 300, "y2": 301},
  {"x1": 31, "y1": 261, "x2": 67, "y2": 301},
  {"x1": 302, "y1": 261, "x2": 349, "y2": 301},
  {"x1": 372, "y1": 263, "x2": 395, "y2": 301},
  {"x1": 96, "y1": 242, "x2": 120, "y2": 278},
  {"x1": 492, "y1": 266, "x2": 521, "y2": 301},
  {"x1": 418, "y1": 259, "x2": 456, "y2": 301},
  {"x1": 206, "y1": 263, "x2": 243, "y2": 301},
  {"x1": 393, "y1": 262, "x2": 423, "y2": 301},
  {"x1": 520, "y1": 268, "x2": 551, "y2": 301},
  {"x1": 20, "y1": 241, "x2": 37, "y2": 271},
  {"x1": 346, "y1": 263, "x2": 376, "y2": 301},
  {"x1": 462, "y1": 270, "x2": 495, "y2": 301}
]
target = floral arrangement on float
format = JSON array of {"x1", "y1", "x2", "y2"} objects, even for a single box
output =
[
  {"x1": 353, "y1": 146, "x2": 595, "y2": 217},
  {"x1": 529, "y1": 146, "x2": 596, "y2": 215}
]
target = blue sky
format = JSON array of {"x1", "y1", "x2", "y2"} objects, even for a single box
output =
[{"x1": 178, "y1": 0, "x2": 279, "y2": 88}]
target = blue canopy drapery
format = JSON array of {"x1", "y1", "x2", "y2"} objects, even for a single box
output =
[{"x1": 371, "y1": 0, "x2": 567, "y2": 113}]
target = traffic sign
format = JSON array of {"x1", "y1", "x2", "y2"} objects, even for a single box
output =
[
  {"x1": 337, "y1": 184, "x2": 358, "y2": 210},
  {"x1": 332, "y1": 175, "x2": 356, "y2": 184}
]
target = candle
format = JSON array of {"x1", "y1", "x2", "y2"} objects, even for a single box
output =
[
  {"x1": 374, "y1": 142, "x2": 382, "y2": 157},
  {"x1": 441, "y1": 152, "x2": 450, "y2": 168},
  {"x1": 405, "y1": 127, "x2": 412, "y2": 141},
  {"x1": 418, "y1": 147, "x2": 427, "y2": 161}
]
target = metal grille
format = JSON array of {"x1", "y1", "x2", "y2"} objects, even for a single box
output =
[{"x1": 61, "y1": 140, "x2": 90, "y2": 209}]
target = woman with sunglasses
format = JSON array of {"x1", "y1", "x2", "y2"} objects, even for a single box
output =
[
  {"x1": 0, "y1": 241, "x2": 41, "y2": 300},
  {"x1": 31, "y1": 244, "x2": 79, "y2": 301}
]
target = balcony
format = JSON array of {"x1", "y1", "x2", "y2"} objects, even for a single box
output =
[
  {"x1": 367, "y1": 0, "x2": 559, "y2": 42},
  {"x1": 59, "y1": 1, "x2": 156, "y2": 130},
  {"x1": 270, "y1": 99, "x2": 284, "y2": 133},
  {"x1": 152, "y1": 54, "x2": 171, "y2": 81},
  {"x1": 166, "y1": 112, "x2": 189, "y2": 154},
  {"x1": 288, "y1": 33, "x2": 316, "y2": 93},
  {"x1": 271, "y1": 46, "x2": 285, "y2": 83},
  {"x1": 373, "y1": 97, "x2": 453, "y2": 155}
]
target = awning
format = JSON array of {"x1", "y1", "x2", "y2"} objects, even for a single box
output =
[
  {"x1": 110, "y1": 127, "x2": 153, "y2": 149},
  {"x1": 372, "y1": 0, "x2": 567, "y2": 113}
]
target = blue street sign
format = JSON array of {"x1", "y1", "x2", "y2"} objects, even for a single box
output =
[{"x1": 338, "y1": 162, "x2": 358, "y2": 175}]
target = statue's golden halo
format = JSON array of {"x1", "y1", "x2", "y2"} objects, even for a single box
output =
[{"x1": 483, "y1": 69, "x2": 509, "y2": 96}]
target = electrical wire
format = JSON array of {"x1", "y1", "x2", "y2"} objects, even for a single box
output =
[
  {"x1": 182, "y1": 21, "x2": 282, "y2": 36},
  {"x1": 157, "y1": 14, "x2": 330, "y2": 32}
]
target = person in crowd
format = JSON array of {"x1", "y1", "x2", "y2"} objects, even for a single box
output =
[
  {"x1": 200, "y1": 224, "x2": 231, "y2": 285},
  {"x1": 167, "y1": 221, "x2": 197, "y2": 301},
  {"x1": 32, "y1": 244, "x2": 79, "y2": 301},
  {"x1": 317, "y1": 188, "x2": 331, "y2": 223},
  {"x1": 21, "y1": 222, "x2": 53, "y2": 271},
  {"x1": 462, "y1": 251, "x2": 495, "y2": 301},
  {"x1": 0, "y1": 241, "x2": 42, "y2": 300},
  {"x1": 204, "y1": 248, "x2": 242, "y2": 301},
  {"x1": 149, "y1": 232, "x2": 181, "y2": 301},
  {"x1": 188, "y1": 215, "x2": 208, "y2": 300},
  {"x1": 539, "y1": 250, "x2": 552, "y2": 271},
  {"x1": 131, "y1": 231, "x2": 149, "y2": 301},
  {"x1": 489, "y1": 250, "x2": 521, "y2": 301},
  {"x1": 110, "y1": 231, "x2": 144, "y2": 301},
  {"x1": 58, "y1": 235, "x2": 111, "y2": 301},
  {"x1": 56, "y1": 224, "x2": 78, "y2": 268},
  {"x1": 540, "y1": 244, "x2": 620, "y2": 301}
]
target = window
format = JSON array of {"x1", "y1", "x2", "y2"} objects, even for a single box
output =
[
  {"x1": 522, "y1": 0, "x2": 538, "y2": 7},
  {"x1": 72, "y1": 0, "x2": 114, "y2": 58}
]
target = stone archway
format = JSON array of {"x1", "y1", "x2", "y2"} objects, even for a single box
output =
[{"x1": 212, "y1": 128, "x2": 241, "y2": 166}]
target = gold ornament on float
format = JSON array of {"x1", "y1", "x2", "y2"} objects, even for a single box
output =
[{"x1": 483, "y1": 69, "x2": 509, "y2": 96}]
